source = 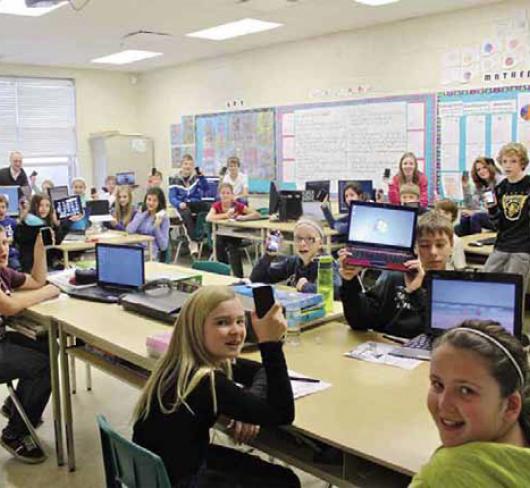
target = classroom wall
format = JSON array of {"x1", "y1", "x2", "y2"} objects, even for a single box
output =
[
  {"x1": 138, "y1": 0, "x2": 529, "y2": 178},
  {"x1": 0, "y1": 64, "x2": 142, "y2": 185}
]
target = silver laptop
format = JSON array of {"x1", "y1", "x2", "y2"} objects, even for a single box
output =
[{"x1": 389, "y1": 270, "x2": 523, "y2": 361}]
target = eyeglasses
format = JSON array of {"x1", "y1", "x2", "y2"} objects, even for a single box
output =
[{"x1": 294, "y1": 236, "x2": 317, "y2": 244}]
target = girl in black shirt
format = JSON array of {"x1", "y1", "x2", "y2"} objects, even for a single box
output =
[{"x1": 133, "y1": 286, "x2": 299, "y2": 487}]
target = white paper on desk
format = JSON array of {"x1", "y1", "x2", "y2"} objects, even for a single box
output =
[
  {"x1": 288, "y1": 370, "x2": 331, "y2": 400},
  {"x1": 344, "y1": 341, "x2": 421, "y2": 370}
]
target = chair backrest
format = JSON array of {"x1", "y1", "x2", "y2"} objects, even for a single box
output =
[
  {"x1": 96, "y1": 415, "x2": 171, "y2": 488},
  {"x1": 192, "y1": 260, "x2": 231, "y2": 276}
]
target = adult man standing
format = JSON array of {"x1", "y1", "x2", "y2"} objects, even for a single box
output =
[{"x1": 0, "y1": 152, "x2": 29, "y2": 187}]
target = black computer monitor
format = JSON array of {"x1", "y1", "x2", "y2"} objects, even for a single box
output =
[
  {"x1": 305, "y1": 180, "x2": 330, "y2": 202},
  {"x1": 48, "y1": 185, "x2": 69, "y2": 202},
  {"x1": 203, "y1": 177, "x2": 220, "y2": 201},
  {"x1": 0, "y1": 186, "x2": 20, "y2": 216},
  {"x1": 338, "y1": 180, "x2": 373, "y2": 213},
  {"x1": 269, "y1": 181, "x2": 280, "y2": 215}
]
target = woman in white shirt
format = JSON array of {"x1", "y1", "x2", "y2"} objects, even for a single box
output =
[{"x1": 222, "y1": 156, "x2": 249, "y2": 199}]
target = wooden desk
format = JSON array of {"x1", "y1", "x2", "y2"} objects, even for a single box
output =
[
  {"x1": 211, "y1": 218, "x2": 339, "y2": 259},
  {"x1": 460, "y1": 231, "x2": 496, "y2": 266},
  {"x1": 55, "y1": 232, "x2": 154, "y2": 267}
]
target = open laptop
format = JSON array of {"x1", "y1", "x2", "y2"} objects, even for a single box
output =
[
  {"x1": 0, "y1": 186, "x2": 20, "y2": 216},
  {"x1": 302, "y1": 190, "x2": 325, "y2": 221},
  {"x1": 87, "y1": 199, "x2": 113, "y2": 223},
  {"x1": 305, "y1": 180, "x2": 330, "y2": 203},
  {"x1": 116, "y1": 171, "x2": 135, "y2": 186},
  {"x1": 54, "y1": 195, "x2": 83, "y2": 221},
  {"x1": 338, "y1": 180, "x2": 373, "y2": 213},
  {"x1": 203, "y1": 176, "x2": 220, "y2": 202},
  {"x1": 344, "y1": 201, "x2": 418, "y2": 272},
  {"x1": 67, "y1": 243, "x2": 145, "y2": 303},
  {"x1": 389, "y1": 270, "x2": 523, "y2": 361}
]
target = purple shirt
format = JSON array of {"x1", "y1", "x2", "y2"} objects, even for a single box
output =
[{"x1": 126, "y1": 210, "x2": 169, "y2": 258}]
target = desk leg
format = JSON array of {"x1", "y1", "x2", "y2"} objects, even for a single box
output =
[
  {"x1": 63, "y1": 249, "x2": 70, "y2": 269},
  {"x1": 325, "y1": 235, "x2": 332, "y2": 255},
  {"x1": 148, "y1": 241, "x2": 153, "y2": 261},
  {"x1": 212, "y1": 223, "x2": 218, "y2": 260},
  {"x1": 59, "y1": 326, "x2": 76, "y2": 471},
  {"x1": 48, "y1": 319, "x2": 64, "y2": 466}
]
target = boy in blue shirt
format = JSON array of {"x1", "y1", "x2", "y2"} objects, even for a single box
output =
[{"x1": 0, "y1": 194, "x2": 20, "y2": 269}]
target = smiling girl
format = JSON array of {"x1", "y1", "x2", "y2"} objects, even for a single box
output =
[
  {"x1": 410, "y1": 320, "x2": 530, "y2": 486},
  {"x1": 132, "y1": 286, "x2": 299, "y2": 487},
  {"x1": 109, "y1": 185, "x2": 136, "y2": 231},
  {"x1": 388, "y1": 152, "x2": 428, "y2": 207}
]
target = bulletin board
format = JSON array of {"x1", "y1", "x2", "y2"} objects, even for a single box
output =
[
  {"x1": 437, "y1": 85, "x2": 530, "y2": 200},
  {"x1": 276, "y1": 94, "x2": 436, "y2": 198}
]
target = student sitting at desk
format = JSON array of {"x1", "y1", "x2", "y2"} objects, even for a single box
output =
[
  {"x1": 0, "y1": 229, "x2": 60, "y2": 464},
  {"x1": 126, "y1": 187, "x2": 169, "y2": 261},
  {"x1": 133, "y1": 286, "x2": 299, "y2": 487},
  {"x1": 206, "y1": 183, "x2": 260, "y2": 278},
  {"x1": 222, "y1": 156, "x2": 249, "y2": 199},
  {"x1": 0, "y1": 195, "x2": 20, "y2": 270},
  {"x1": 14, "y1": 194, "x2": 67, "y2": 272},
  {"x1": 250, "y1": 218, "x2": 341, "y2": 299},
  {"x1": 338, "y1": 211, "x2": 453, "y2": 338},
  {"x1": 410, "y1": 320, "x2": 530, "y2": 487},
  {"x1": 388, "y1": 152, "x2": 428, "y2": 208},
  {"x1": 321, "y1": 181, "x2": 364, "y2": 239},
  {"x1": 169, "y1": 154, "x2": 209, "y2": 255},
  {"x1": 108, "y1": 185, "x2": 136, "y2": 231},
  {"x1": 67, "y1": 177, "x2": 90, "y2": 233}
]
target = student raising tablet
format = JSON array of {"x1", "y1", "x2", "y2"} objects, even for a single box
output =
[
  {"x1": 410, "y1": 320, "x2": 530, "y2": 487},
  {"x1": 108, "y1": 185, "x2": 136, "y2": 231},
  {"x1": 388, "y1": 152, "x2": 428, "y2": 208},
  {"x1": 132, "y1": 286, "x2": 299, "y2": 487},
  {"x1": 250, "y1": 218, "x2": 341, "y2": 299},
  {"x1": 205, "y1": 182, "x2": 260, "y2": 277},
  {"x1": 126, "y1": 187, "x2": 169, "y2": 262},
  {"x1": 338, "y1": 211, "x2": 453, "y2": 338}
]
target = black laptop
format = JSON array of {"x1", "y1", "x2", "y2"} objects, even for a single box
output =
[
  {"x1": 67, "y1": 243, "x2": 145, "y2": 303},
  {"x1": 389, "y1": 270, "x2": 523, "y2": 361},
  {"x1": 344, "y1": 201, "x2": 418, "y2": 272}
]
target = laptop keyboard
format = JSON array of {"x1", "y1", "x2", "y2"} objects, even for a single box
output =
[
  {"x1": 347, "y1": 248, "x2": 410, "y2": 264},
  {"x1": 403, "y1": 334, "x2": 433, "y2": 350}
]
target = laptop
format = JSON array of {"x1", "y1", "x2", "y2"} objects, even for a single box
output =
[
  {"x1": 87, "y1": 199, "x2": 113, "y2": 223},
  {"x1": 0, "y1": 186, "x2": 20, "y2": 216},
  {"x1": 338, "y1": 180, "x2": 373, "y2": 213},
  {"x1": 203, "y1": 176, "x2": 220, "y2": 201},
  {"x1": 344, "y1": 201, "x2": 418, "y2": 271},
  {"x1": 54, "y1": 195, "x2": 83, "y2": 220},
  {"x1": 67, "y1": 244, "x2": 145, "y2": 303},
  {"x1": 48, "y1": 185, "x2": 69, "y2": 202},
  {"x1": 389, "y1": 270, "x2": 523, "y2": 361},
  {"x1": 305, "y1": 180, "x2": 330, "y2": 203},
  {"x1": 116, "y1": 171, "x2": 135, "y2": 186}
]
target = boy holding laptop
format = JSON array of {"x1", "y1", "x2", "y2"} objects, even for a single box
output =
[{"x1": 338, "y1": 211, "x2": 453, "y2": 338}]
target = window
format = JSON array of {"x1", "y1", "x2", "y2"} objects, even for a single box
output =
[{"x1": 0, "y1": 77, "x2": 77, "y2": 188}]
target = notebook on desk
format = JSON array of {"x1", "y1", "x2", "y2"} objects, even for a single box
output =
[
  {"x1": 66, "y1": 243, "x2": 145, "y2": 303},
  {"x1": 344, "y1": 201, "x2": 418, "y2": 272},
  {"x1": 389, "y1": 270, "x2": 523, "y2": 361}
]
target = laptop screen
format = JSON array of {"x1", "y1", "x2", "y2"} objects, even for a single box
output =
[
  {"x1": 87, "y1": 200, "x2": 110, "y2": 216},
  {"x1": 428, "y1": 272, "x2": 522, "y2": 338},
  {"x1": 116, "y1": 172, "x2": 135, "y2": 186},
  {"x1": 203, "y1": 177, "x2": 220, "y2": 200},
  {"x1": 305, "y1": 180, "x2": 330, "y2": 202},
  {"x1": 96, "y1": 244, "x2": 144, "y2": 288},
  {"x1": 0, "y1": 186, "x2": 19, "y2": 216},
  {"x1": 347, "y1": 202, "x2": 416, "y2": 249}
]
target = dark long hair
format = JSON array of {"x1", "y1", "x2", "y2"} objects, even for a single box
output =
[
  {"x1": 142, "y1": 187, "x2": 167, "y2": 213},
  {"x1": 471, "y1": 156, "x2": 500, "y2": 190},
  {"x1": 29, "y1": 194, "x2": 53, "y2": 226}
]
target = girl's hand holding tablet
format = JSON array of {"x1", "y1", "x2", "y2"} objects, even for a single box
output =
[{"x1": 250, "y1": 303, "x2": 287, "y2": 343}]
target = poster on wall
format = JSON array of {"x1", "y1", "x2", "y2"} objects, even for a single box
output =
[{"x1": 170, "y1": 115, "x2": 195, "y2": 168}]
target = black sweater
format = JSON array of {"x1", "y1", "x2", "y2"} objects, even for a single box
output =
[
  {"x1": 340, "y1": 272, "x2": 427, "y2": 338},
  {"x1": 250, "y1": 254, "x2": 341, "y2": 300},
  {"x1": 132, "y1": 342, "x2": 294, "y2": 486},
  {"x1": 489, "y1": 175, "x2": 530, "y2": 253}
]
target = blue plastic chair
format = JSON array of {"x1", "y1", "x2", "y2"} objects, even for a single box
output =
[{"x1": 96, "y1": 415, "x2": 171, "y2": 488}]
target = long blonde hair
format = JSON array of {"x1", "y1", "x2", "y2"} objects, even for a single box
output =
[
  {"x1": 115, "y1": 185, "x2": 134, "y2": 227},
  {"x1": 133, "y1": 286, "x2": 236, "y2": 422}
]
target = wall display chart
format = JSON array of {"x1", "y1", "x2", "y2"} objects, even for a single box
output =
[
  {"x1": 276, "y1": 94, "x2": 436, "y2": 196},
  {"x1": 437, "y1": 85, "x2": 530, "y2": 200},
  {"x1": 190, "y1": 108, "x2": 276, "y2": 179},
  {"x1": 170, "y1": 116, "x2": 195, "y2": 168}
]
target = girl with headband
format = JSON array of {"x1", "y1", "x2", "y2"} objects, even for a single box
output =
[
  {"x1": 250, "y1": 217, "x2": 341, "y2": 299},
  {"x1": 411, "y1": 320, "x2": 530, "y2": 486}
]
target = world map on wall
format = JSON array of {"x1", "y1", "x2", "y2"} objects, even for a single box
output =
[{"x1": 194, "y1": 109, "x2": 276, "y2": 179}]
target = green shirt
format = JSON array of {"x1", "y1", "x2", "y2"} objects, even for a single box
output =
[{"x1": 410, "y1": 442, "x2": 530, "y2": 487}]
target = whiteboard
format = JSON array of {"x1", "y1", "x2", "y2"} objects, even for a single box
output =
[{"x1": 277, "y1": 95, "x2": 435, "y2": 195}]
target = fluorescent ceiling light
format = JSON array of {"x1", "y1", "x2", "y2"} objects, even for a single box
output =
[
  {"x1": 91, "y1": 50, "x2": 163, "y2": 65},
  {"x1": 355, "y1": 0, "x2": 400, "y2": 5},
  {"x1": 0, "y1": 0, "x2": 67, "y2": 16},
  {"x1": 186, "y1": 18, "x2": 282, "y2": 41}
]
